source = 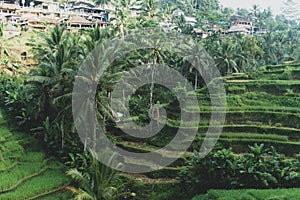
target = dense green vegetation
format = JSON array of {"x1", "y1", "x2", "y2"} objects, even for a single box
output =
[
  {"x1": 192, "y1": 188, "x2": 300, "y2": 200},
  {"x1": 0, "y1": 111, "x2": 71, "y2": 199},
  {"x1": 0, "y1": 0, "x2": 299, "y2": 199}
]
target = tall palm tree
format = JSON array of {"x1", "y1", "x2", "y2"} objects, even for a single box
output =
[
  {"x1": 136, "y1": 33, "x2": 169, "y2": 112},
  {"x1": 27, "y1": 25, "x2": 83, "y2": 149},
  {"x1": 177, "y1": 38, "x2": 214, "y2": 90},
  {"x1": 111, "y1": 0, "x2": 137, "y2": 38}
]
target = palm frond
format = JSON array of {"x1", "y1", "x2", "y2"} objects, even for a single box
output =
[{"x1": 74, "y1": 188, "x2": 95, "y2": 200}]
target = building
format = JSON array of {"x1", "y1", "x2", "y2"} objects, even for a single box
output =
[
  {"x1": 0, "y1": 0, "x2": 112, "y2": 30},
  {"x1": 227, "y1": 15, "x2": 253, "y2": 35}
]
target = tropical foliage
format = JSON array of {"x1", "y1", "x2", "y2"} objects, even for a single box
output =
[{"x1": 0, "y1": 0, "x2": 299, "y2": 199}]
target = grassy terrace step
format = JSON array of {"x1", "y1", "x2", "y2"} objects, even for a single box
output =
[
  {"x1": 197, "y1": 125, "x2": 300, "y2": 140},
  {"x1": 223, "y1": 80, "x2": 300, "y2": 95},
  {"x1": 226, "y1": 80, "x2": 300, "y2": 84},
  {"x1": 0, "y1": 111, "x2": 71, "y2": 199},
  {"x1": 42, "y1": 191, "x2": 72, "y2": 200},
  {"x1": 0, "y1": 161, "x2": 18, "y2": 173},
  {"x1": 116, "y1": 122, "x2": 300, "y2": 153},
  {"x1": 166, "y1": 111, "x2": 300, "y2": 128},
  {"x1": 198, "y1": 133, "x2": 289, "y2": 142},
  {"x1": 264, "y1": 62, "x2": 300, "y2": 70},
  {"x1": 193, "y1": 188, "x2": 300, "y2": 200},
  {"x1": 117, "y1": 131, "x2": 298, "y2": 157},
  {"x1": 184, "y1": 106, "x2": 300, "y2": 113},
  {"x1": 0, "y1": 159, "x2": 63, "y2": 192},
  {"x1": 0, "y1": 170, "x2": 69, "y2": 200},
  {"x1": 224, "y1": 79, "x2": 300, "y2": 93},
  {"x1": 224, "y1": 74, "x2": 249, "y2": 80},
  {"x1": 198, "y1": 93, "x2": 300, "y2": 107},
  {"x1": 116, "y1": 141, "x2": 190, "y2": 167},
  {"x1": 0, "y1": 162, "x2": 45, "y2": 191},
  {"x1": 251, "y1": 69, "x2": 300, "y2": 80}
]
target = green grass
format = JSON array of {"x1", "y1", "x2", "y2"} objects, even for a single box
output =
[
  {"x1": 0, "y1": 170, "x2": 69, "y2": 200},
  {"x1": 0, "y1": 111, "x2": 71, "y2": 199},
  {"x1": 192, "y1": 188, "x2": 300, "y2": 200},
  {"x1": 218, "y1": 133, "x2": 288, "y2": 141},
  {"x1": 197, "y1": 125, "x2": 300, "y2": 141}
]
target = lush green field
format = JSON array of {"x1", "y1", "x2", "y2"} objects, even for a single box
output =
[
  {"x1": 193, "y1": 188, "x2": 300, "y2": 200},
  {"x1": 0, "y1": 112, "x2": 71, "y2": 199},
  {"x1": 116, "y1": 61, "x2": 300, "y2": 160},
  {"x1": 113, "y1": 62, "x2": 300, "y2": 199}
]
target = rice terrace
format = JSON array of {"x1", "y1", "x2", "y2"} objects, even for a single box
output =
[{"x1": 0, "y1": 0, "x2": 300, "y2": 199}]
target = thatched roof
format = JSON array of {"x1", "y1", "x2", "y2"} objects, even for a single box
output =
[{"x1": 67, "y1": 16, "x2": 91, "y2": 24}]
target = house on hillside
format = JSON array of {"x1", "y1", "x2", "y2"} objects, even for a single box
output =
[
  {"x1": 0, "y1": 3, "x2": 19, "y2": 14},
  {"x1": 0, "y1": 0, "x2": 111, "y2": 30},
  {"x1": 33, "y1": 0, "x2": 59, "y2": 13},
  {"x1": 193, "y1": 28, "x2": 209, "y2": 38},
  {"x1": 66, "y1": 16, "x2": 92, "y2": 28},
  {"x1": 67, "y1": 1, "x2": 110, "y2": 22},
  {"x1": 227, "y1": 15, "x2": 253, "y2": 35}
]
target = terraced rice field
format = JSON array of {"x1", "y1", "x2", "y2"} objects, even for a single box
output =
[
  {"x1": 192, "y1": 188, "x2": 300, "y2": 200},
  {"x1": 0, "y1": 112, "x2": 71, "y2": 199},
  {"x1": 113, "y1": 62, "x2": 300, "y2": 190}
]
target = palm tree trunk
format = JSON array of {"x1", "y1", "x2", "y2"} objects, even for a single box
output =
[
  {"x1": 149, "y1": 61, "x2": 155, "y2": 113},
  {"x1": 194, "y1": 72, "x2": 198, "y2": 90},
  {"x1": 61, "y1": 115, "x2": 64, "y2": 150}
]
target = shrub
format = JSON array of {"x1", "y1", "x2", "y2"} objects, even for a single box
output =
[{"x1": 178, "y1": 144, "x2": 300, "y2": 195}]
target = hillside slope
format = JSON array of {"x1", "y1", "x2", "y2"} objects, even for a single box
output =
[
  {"x1": 0, "y1": 112, "x2": 71, "y2": 199},
  {"x1": 113, "y1": 61, "x2": 300, "y2": 199}
]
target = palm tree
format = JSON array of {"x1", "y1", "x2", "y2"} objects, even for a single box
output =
[
  {"x1": 176, "y1": 38, "x2": 214, "y2": 90},
  {"x1": 136, "y1": 33, "x2": 169, "y2": 113},
  {"x1": 249, "y1": 4, "x2": 261, "y2": 28},
  {"x1": 66, "y1": 151, "x2": 132, "y2": 200},
  {"x1": 249, "y1": 4, "x2": 261, "y2": 19},
  {"x1": 27, "y1": 25, "x2": 83, "y2": 149},
  {"x1": 214, "y1": 39, "x2": 240, "y2": 75},
  {"x1": 139, "y1": 0, "x2": 161, "y2": 19},
  {"x1": 235, "y1": 35, "x2": 263, "y2": 71},
  {"x1": 81, "y1": 25, "x2": 114, "y2": 57},
  {"x1": 30, "y1": 25, "x2": 67, "y2": 62},
  {"x1": 111, "y1": 0, "x2": 136, "y2": 38}
]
